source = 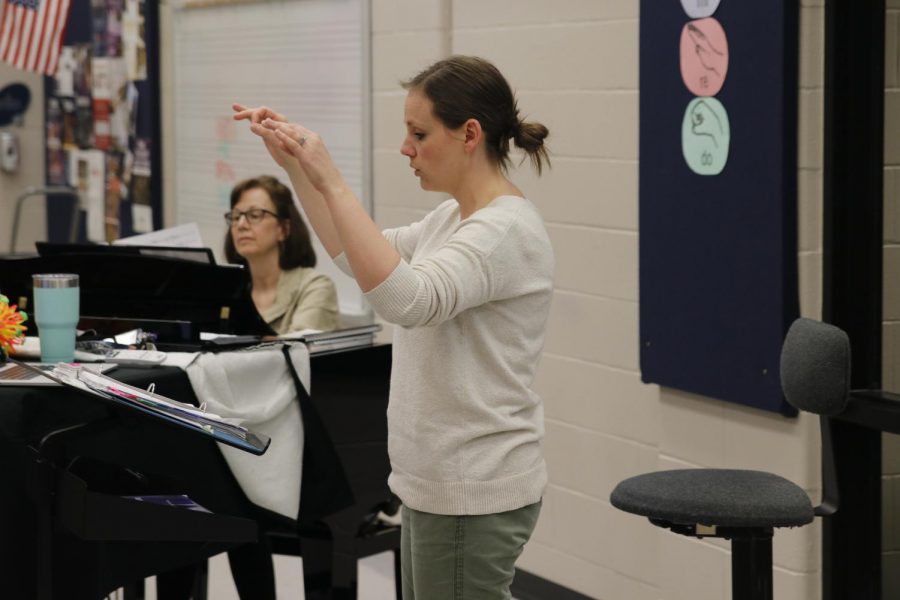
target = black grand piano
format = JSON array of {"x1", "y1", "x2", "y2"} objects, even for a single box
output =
[
  {"x1": 0, "y1": 249, "x2": 397, "y2": 599},
  {"x1": 0, "y1": 244, "x2": 274, "y2": 344}
]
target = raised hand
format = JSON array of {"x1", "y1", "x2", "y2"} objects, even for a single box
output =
[
  {"x1": 232, "y1": 103, "x2": 287, "y2": 125},
  {"x1": 232, "y1": 103, "x2": 295, "y2": 169},
  {"x1": 261, "y1": 119, "x2": 347, "y2": 198}
]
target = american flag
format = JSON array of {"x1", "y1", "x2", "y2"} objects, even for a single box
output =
[{"x1": 0, "y1": 0, "x2": 73, "y2": 75}]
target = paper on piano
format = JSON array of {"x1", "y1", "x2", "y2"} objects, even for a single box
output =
[
  {"x1": 113, "y1": 222, "x2": 204, "y2": 247},
  {"x1": 11, "y1": 335, "x2": 96, "y2": 360},
  {"x1": 272, "y1": 328, "x2": 321, "y2": 340},
  {"x1": 199, "y1": 325, "x2": 380, "y2": 354},
  {"x1": 276, "y1": 325, "x2": 381, "y2": 342},
  {"x1": 282, "y1": 325, "x2": 381, "y2": 354}
]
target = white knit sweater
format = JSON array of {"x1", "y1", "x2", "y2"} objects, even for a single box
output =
[{"x1": 335, "y1": 195, "x2": 554, "y2": 515}]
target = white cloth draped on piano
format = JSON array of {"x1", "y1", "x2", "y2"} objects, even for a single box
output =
[{"x1": 185, "y1": 342, "x2": 309, "y2": 519}]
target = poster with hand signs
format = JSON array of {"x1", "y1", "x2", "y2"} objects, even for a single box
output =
[{"x1": 639, "y1": 0, "x2": 799, "y2": 415}]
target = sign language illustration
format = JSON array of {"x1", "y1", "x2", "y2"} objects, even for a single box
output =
[
  {"x1": 680, "y1": 18, "x2": 729, "y2": 96},
  {"x1": 682, "y1": 97, "x2": 730, "y2": 175},
  {"x1": 680, "y1": 0, "x2": 721, "y2": 19}
]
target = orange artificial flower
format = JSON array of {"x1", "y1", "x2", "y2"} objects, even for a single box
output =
[{"x1": 0, "y1": 294, "x2": 28, "y2": 358}]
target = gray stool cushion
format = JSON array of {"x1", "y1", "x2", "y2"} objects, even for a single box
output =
[{"x1": 610, "y1": 469, "x2": 814, "y2": 528}]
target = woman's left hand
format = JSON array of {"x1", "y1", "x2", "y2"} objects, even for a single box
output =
[
  {"x1": 260, "y1": 119, "x2": 347, "y2": 199},
  {"x1": 233, "y1": 104, "x2": 298, "y2": 170}
]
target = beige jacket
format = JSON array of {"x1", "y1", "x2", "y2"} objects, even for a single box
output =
[{"x1": 261, "y1": 267, "x2": 340, "y2": 334}]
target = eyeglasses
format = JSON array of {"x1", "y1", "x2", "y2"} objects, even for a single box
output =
[{"x1": 224, "y1": 208, "x2": 279, "y2": 226}]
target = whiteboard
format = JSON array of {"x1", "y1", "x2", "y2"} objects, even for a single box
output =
[{"x1": 171, "y1": 0, "x2": 371, "y2": 315}]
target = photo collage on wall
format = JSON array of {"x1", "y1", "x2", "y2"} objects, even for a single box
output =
[{"x1": 45, "y1": 0, "x2": 151, "y2": 241}]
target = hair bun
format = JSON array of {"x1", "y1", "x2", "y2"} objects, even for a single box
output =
[
  {"x1": 513, "y1": 121, "x2": 548, "y2": 150},
  {"x1": 512, "y1": 120, "x2": 551, "y2": 174}
]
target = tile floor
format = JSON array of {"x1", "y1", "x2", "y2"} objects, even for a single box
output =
[
  {"x1": 143, "y1": 551, "x2": 398, "y2": 599},
  {"x1": 140, "y1": 551, "x2": 522, "y2": 599}
]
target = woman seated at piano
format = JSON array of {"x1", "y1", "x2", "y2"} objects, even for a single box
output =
[{"x1": 223, "y1": 175, "x2": 340, "y2": 333}]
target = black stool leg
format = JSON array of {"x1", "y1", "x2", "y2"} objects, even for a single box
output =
[{"x1": 731, "y1": 530, "x2": 773, "y2": 600}]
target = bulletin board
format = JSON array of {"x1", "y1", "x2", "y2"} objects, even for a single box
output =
[
  {"x1": 170, "y1": 0, "x2": 371, "y2": 315},
  {"x1": 44, "y1": 0, "x2": 161, "y2": 242},
  {"x1": 638, "y1": 0, "x2": 800, "y2": 415}
]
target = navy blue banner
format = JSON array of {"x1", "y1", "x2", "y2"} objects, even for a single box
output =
[{"x1": 639, "y1": 0, "x2": 799, "y2": 415}]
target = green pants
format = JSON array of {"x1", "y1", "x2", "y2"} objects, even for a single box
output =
[{"x1": 400, "y1": 501, "x2": 541, "y2": 600}]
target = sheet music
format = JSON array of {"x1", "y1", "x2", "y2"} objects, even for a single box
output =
[{"x1": 113, "y1": 222, "x2": 205, "y2": 247}]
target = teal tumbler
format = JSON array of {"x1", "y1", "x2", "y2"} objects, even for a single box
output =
[{"x1": 32, "y1": 274, "x2": 80, "y2": 363}]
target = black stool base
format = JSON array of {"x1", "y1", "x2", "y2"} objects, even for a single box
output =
[{"x1": 732, "y1": 530, "x2": 773, "y2": 600}]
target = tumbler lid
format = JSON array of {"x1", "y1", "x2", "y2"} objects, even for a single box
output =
[{"x1": 32, "y1": 273, "x2": 79, "y2": 288}]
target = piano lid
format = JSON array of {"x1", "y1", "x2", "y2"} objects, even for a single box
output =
[
  {"x1": 36, "y1": 242, "x2": 217, "y2": 265},
  {"x1": 0, "y1": 251, "x2": 274, "y2": 339}
]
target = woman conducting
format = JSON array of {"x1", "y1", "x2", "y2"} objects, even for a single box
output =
[
  {"x1": 234, "y1": 55, "x2": 553, "y2": 599},
  {"x1": 224, "y1": 174, "x2": 340, "y2": 333}
]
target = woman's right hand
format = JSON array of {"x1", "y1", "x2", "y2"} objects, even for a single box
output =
[
  {"x1": 232, "y1": 103, "x2": 295, "y2": 169},
  {"x1": 261, "y1": 119, "x2": 348, "y2": 199}
]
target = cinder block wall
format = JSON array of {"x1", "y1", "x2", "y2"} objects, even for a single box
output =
[
  {"x1": 0, "y1": 0, "x2": 845, "y2": 597},
  {"x1": 0, "y1": 0, "x2": 834, "y2": 597},
  {"x1": 882, "y1": 0, "x2": 900, "y2": 595},
  {"x1": 372, "y1": 1, "x2": 826, "y2": 598}
]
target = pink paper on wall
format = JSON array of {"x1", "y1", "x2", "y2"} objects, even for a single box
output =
[{"x1": 680, "y1": 17, "x2": 729, "y2": 96}]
